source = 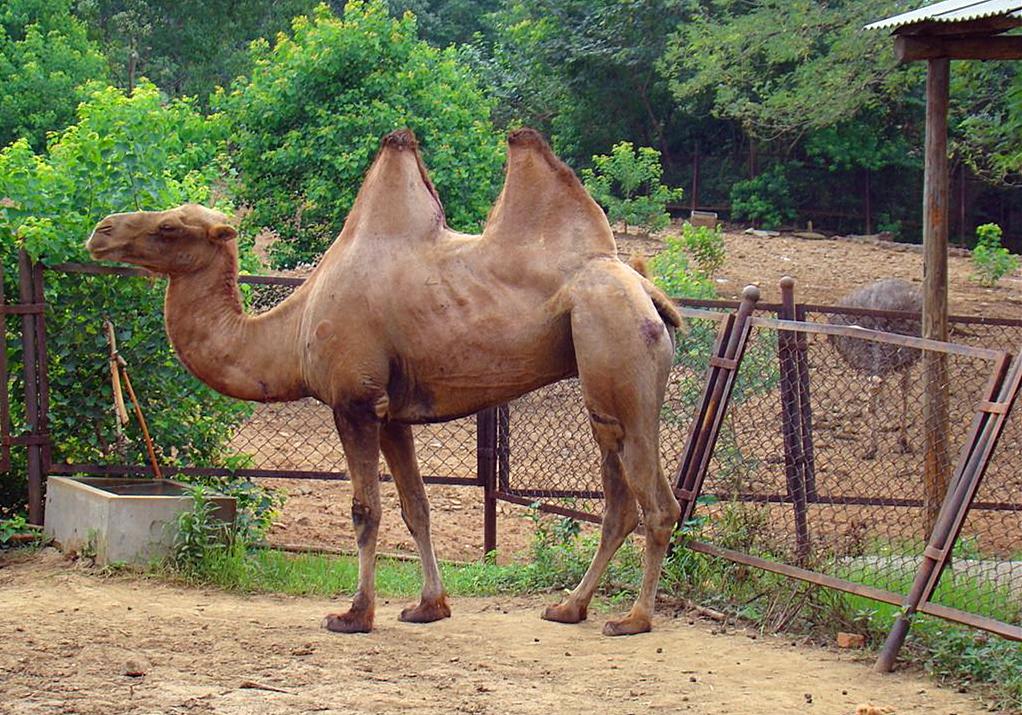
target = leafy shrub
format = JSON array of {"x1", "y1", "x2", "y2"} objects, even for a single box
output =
[
  {"x1": 0, "y1": 82, "x2": 257, "y2": 511},
  {"x1": 172, "y1": 485, "x2": 230, "y2": 573},
  {"x1": 649, "y1": 234, "x2": 717, "y2": 300},
  {"x1": 678, "y1": 221, "x2": 726, "y2": 278},
  {"x1": 0, "y1": 512, "x2": 32, "y2": 545},
  {"x1": 971, "y1": 223, "x2": 1018, "y2": 288},
  {"x1": 0, "y1": 0, "x2": 108, "y2": 148},
  {"x1": 220, "y1": 1, "x2": 505, "y2": 268},
  {"x1": 729, "y1": 164, "x2": 796, "y2": 230},
  {"x1": 582, "y1": 141, "x2": 682, "y2": 235}
]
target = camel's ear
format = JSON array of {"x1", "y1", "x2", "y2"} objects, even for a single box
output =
[{"x1": 208, "y1": 224, "x2": 237, "y2": 243}]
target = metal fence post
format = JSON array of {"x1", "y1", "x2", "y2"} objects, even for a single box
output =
[
  {"x1": 477, "y1": 406, "x2": 498, "y2": 558},
  {"x1": 0, "y1": 261, "x2": 10, "y2": 473},
  {"x1": 778, "y1": 277, "x2": 810, "y2": 563},
  {"x1": 31, "y1": 260, "x2": 50, "y2": 473},
  {"x1": 793, "y1": 303, "x2": 818, "y2": 503}
]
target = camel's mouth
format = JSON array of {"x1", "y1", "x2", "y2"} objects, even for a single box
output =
[{"x1": 87, "y1": 245, "x2": 120, "y2": 259}]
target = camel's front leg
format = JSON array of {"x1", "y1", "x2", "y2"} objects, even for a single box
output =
[
  {"x1": 323, "y1": 409, "x2": 381, "y2": 634},
  {"x1": 380, "y1": 422, "x2": 450, "y2": 623}
]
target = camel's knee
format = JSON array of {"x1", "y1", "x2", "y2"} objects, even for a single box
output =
[
  {"x1": 641, "y1": 495, "x2": 681, "y2": 539},
  {"x1": 604, "y1": 500, "x2": 640, "y2": 538},
  {"x1": 399, "y1": 497, "x2": 431, "y2": 538},
  {"x1": 589, "y1": 411, "x2": 624, "y2": 453},
  {"x1": 351, "y1": 500, "x2": 381, "y2": 546}
]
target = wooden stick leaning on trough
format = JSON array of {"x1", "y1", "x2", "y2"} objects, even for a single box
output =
[{"x1": 103, "y1": 319, "x2": 162, "y2": 479}]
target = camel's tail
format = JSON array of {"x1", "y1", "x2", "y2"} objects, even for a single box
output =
[{"x1": 629, "y1": 256, "x2": 684, "y2": 331}]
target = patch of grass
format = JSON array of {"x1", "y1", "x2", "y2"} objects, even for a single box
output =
[{"x1": 160, "y1": 521, "x2": 645, "y2": 604}]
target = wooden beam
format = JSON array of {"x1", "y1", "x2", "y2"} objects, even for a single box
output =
[
  {"x1": 896, "y1": 35, "x2": 1022, "y2": 63},
  {"x1": 922, "y1": 58, "x2": 951, "y2": 537}
]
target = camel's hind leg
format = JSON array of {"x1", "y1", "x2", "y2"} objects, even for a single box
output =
[
  {"x1": 542, "y1": 448, "x2": 638, "y2": 624},
  {"x1": 561, "y1": 265, "x2": 681, "y2": 635},
  {"x1": 380, "y1": 422, "x2": 450, "y2": 623},
  {"x1": 602, "y1": 437, "x2": 679, "y2": 636}
]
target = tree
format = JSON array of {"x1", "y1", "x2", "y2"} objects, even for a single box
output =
[
  {"x1": 0, "y1": 82, "x2": 256, "y2": 511},
  {"x1": 75, "y1": 0, "x2": 319, "y2": 99},
  {"x1": 954, "y1": 61, "x2": 1022, "y2": 186},
  {"x1": 220, "y1": 1, "x2": 505, "y2": 267},
  {"x1": 389, "y1": 0, "x2": 502, "y2": 47},
  {"x1": 582, "y1": 142, "x2": 681, "y2": 235},
  {"x1": 661, "y1": 0, "x2": 914, "y2": 143},
  {"x1": 0, "y1": 0, "x2": 108, "y2": 148},
  {"x1": 477, "y1": 0, "x2": 688, "y2": 165}
]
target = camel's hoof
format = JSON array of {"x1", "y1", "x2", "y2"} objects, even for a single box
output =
[
  {"x1": 322, "y1": 609, "x2": 373, "y2": 634},
  {"x1": 541, "y1": 601, "x2": 587, "y2": 624},
  {"x1": 602, "y1": 615, "x2": 651, "y2": 636},
  {"x1": 399, "y1": 596, "x2": 451, "y2": 624}
]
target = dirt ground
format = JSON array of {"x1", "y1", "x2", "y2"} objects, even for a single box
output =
[
  {"x1": 0, "y1": 549, "x2": 988, "y2": 715},
  {"x1": 617, "y1": 229, "x2": 1022, "y2": 317}
]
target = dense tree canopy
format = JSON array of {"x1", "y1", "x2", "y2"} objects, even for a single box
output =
[
  {"x1": 220, "y1": 1, "x2": 505, "y2": 267},
  {"x1": 0, "y1": 0, "x2": 107, "y2": 148},
  {"x1": 76, "y1": 0, "x2": 321, "y2": 99}
]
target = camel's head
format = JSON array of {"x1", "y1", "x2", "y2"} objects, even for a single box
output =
[{"x1": 86, "y1": 204, "x2": 237, "y2": 275}]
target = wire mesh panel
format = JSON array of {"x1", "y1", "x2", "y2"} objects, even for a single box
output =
[
  {"x1": 500, "y1": 307, "x2": 733, "y2": 519},
  {"x1": 931, "y1": 397, "x2": 1022, "y2": 628},
  {"x1": 689, "y1": 318, "x2": 1012, "y2": 606}
]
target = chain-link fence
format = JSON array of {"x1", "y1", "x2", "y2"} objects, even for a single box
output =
[
  {"x1": 688, "y1": 316, "x2": 1006, "y2": 582},
  {"x1": 10, "y1": 260, "x2": 1021, "y2": 653}
]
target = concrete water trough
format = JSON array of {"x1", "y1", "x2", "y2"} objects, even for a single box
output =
[{"x1": 43, "y1": 476, "x2": 236, "y2": 565}]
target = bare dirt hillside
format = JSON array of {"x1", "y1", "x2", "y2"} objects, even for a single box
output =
[
  {"x1": 617, "y1": 229, "x2": 1022, "y2": 316},
  {"x1": 0, "y1": 550, "x2": 986, "y2": 715}
]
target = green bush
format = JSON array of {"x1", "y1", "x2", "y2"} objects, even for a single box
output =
[
  {"x1": 649, "y1": 234, "x2": 717, "y2": 300},
  {"x1": 220, "y1": 1, "x2": 505, "y2": 268},
  {"x1": 582, "y1": 141, "x2": 682, "y2": 235},
  {"x1": 729, "y1": 164, "x2": 796, "y2": 230},
  {"x1": 678, "y1": 221, "x2": 726, "y2": 278},
  {"x1": 0, "y1": 82, "x2": 260, "y2": 515},
  {"x1": 971, "y1": 222, "x2": 1018, "y2": 288}
]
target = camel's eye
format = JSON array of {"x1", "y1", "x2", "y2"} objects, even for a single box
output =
[{"x1": 158, "y1": 223, "x2": 175, "y2": 233}]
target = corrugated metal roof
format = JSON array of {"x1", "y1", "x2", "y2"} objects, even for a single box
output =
[{"x1": 865, "y1": 0, "x2": 1022, "y2": 31}]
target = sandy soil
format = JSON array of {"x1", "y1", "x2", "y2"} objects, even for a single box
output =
[
  {"x1": 617, "y1": 229, "x2": 1022, "y2": 317},
  {"x1": 0, "y1": 550, "x2": 987, "y2": 715}
]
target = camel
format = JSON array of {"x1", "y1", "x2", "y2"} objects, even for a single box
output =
[{"x1": 86, "y1": 128, "x2": 684, "y2": 636}]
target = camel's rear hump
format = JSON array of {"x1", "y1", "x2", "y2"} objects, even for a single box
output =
[{"x1": 483, "y1": 128, "x2": 616, "y2": 256}]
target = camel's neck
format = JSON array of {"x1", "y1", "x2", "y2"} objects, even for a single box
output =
[{"x1": 164, "y1": 251, "x2": 308, "y2": 402}]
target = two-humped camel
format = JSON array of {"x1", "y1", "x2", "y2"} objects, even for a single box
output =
[{"x1": 86, "y1": 128, "x2": 683, "y2": 636}]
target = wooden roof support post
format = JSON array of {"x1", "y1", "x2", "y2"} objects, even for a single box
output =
[{"x1": 922, "y1": 57, "x2": 951, "y2": 536}]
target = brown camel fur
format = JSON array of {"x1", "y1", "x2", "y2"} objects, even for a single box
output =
[{"x1": 86, "y1": 128, "x2": 683, "y2": 636}]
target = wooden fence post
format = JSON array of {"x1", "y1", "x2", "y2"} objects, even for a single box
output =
[{"x1": 17, "y1": 251, "x2": 45, "y2": 525}]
